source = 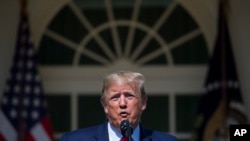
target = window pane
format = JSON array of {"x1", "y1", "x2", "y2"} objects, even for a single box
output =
[
  {"x1": 130, "y1": 28, "x2": 146, "y2": 55},
  {"x1": 159, "y1": 4, "x2": 198, "y2": 43},
  {"x1": 171, "y1": 35, "x2": 208, "y2": 64},
  {"x1": 176, "y1": 94, "x2": 201, "y2": 132},
  {"x1": 136, "y1": 39, "x2": 161, "y2": 61},
  {"x1": 139, "y1": 0, "x2": 172, "y2": 27},
  {"x1": 38, "y1": 35, "x2": 75, "y2": 65},
  {"x1": 48, "y1": 5, "x2": 88, "y2": 44},
  {"x1": 141, "y1": 95, "x2": 169, "y2": 132},
  {"x1": 46, "y1": 95, "x2": 71, "y2": 132},
  {"x1": 78, "y1": 3, "x2": 107, "y2": 28},
  {"x1": 78, "y1": 95, "x2": 106, "y2": 128}
]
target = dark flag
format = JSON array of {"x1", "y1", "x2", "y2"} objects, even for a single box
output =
[
  {"x1": 0, "y1": 1, "x2": 55, "y2": 141},
  {"x1": 190, "y1": 1, "x2": 248, "y2": 141}
]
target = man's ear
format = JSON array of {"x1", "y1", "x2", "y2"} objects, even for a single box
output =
[
  {"x1": 103, "y1": 104, "x2": 108, "y2": 114},
  {"x1": 141, "y1": 102, "x2": 147, "y2": 111}
]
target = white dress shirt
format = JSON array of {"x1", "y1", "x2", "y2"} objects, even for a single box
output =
[{"x1": 107, "y1": 122, "x2": 140, "y2": 141}]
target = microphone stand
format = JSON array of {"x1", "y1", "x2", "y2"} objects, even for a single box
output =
[
  {"x1": 127, "y1": 126, "x2": 133, "y2": 141},
  {"x1": 120, "y1": 120, "x2": 133, "y2": 141}
]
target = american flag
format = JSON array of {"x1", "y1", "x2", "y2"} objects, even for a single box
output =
[
  {"x1": 0, "y1": 11, "x2": 54, "y2": 141},
  {"x1": 190, "y1": 1, "x2": 248, "y2": 141}
]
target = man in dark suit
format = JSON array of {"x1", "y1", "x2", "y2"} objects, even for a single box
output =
[{"x1": 60, "y1": 71, "x2": 177, "y2": 141}]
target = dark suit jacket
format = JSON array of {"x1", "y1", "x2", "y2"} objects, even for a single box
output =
[{"x1": 60, "y1": 122, "x2": 177, "y2": 141}]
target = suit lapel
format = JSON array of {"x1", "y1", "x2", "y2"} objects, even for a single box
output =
[
  {"x1": 140, "y1": 125, "x2": 152, "y2": 141},
  {"x1": 141, "y1": 136, "x2": 152, "y2": 141},
  {"x1": 92, "y1": 122, "x2": 109, "y2": 141}
]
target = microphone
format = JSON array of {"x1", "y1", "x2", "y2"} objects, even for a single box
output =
[{"x1": 120, "y1": 120, "x2": 133, "y2": 141}]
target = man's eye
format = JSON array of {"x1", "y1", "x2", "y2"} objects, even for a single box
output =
[
  {"x1": 110, "y1": 95, "x2": 119, "y2": 101},
  {"x1": 126, "y1": 94, "x2": 135, "y2": 99},
  {"x1": 111, "y1": 98, "x2": 118, "y2": 101}
]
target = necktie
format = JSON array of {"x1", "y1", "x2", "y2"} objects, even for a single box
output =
[{"x1": 120, "y1": 136, "x2": 129, "y2": 141}]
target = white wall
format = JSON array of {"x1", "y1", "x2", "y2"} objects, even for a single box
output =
[
  {"x1": 0, "y1": 0, "x2": 249, "y2": 120},
  {"x1": 0, "y1": 1, "x2": 19, "y2": 94},
  {"x1": 229, "y1": 0, "x2": 250, "y2": 120}
]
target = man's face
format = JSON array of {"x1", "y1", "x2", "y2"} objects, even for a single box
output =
[{"x1": 103, "y1": 82, "x2": 146, "y2": 130}]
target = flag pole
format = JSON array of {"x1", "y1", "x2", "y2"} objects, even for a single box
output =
[
  {"x1": 221, "y1": 0, "x2": 229, "y2": 140},
  {"x1": 220, "y1": 0, "x2": 228, "y2": 140},
  {"x1": 17, "y1": 1, "x2": 28, "y2": 141},
  {"x1": 19, "y1": 0, "x2": 28, "y2": 16}
]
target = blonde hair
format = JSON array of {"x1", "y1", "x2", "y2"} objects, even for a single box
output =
[{"x1": 100, "y1": 71, "x2": 147, "y2": 106}]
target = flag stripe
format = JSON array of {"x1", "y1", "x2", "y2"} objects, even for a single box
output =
[
  {"x1": 0, "y1": 133, "x2": 6, "y2": 141},
  {"x1": 41, "y1": 116, "x2": 55, "y2": 140},
  {"x1": 26, "y1": 132, "x2": 35, "y2": 141},
  {"x1": 0, "y1": 110, "x2": 17, "y2": 141},
  {"x1": 31, "y1": 121, "x2": 51, "y2": 141}
]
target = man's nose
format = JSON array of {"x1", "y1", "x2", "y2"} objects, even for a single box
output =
[{"x1": 119, "y1": 95, "x2": 127, "y2": 107}]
